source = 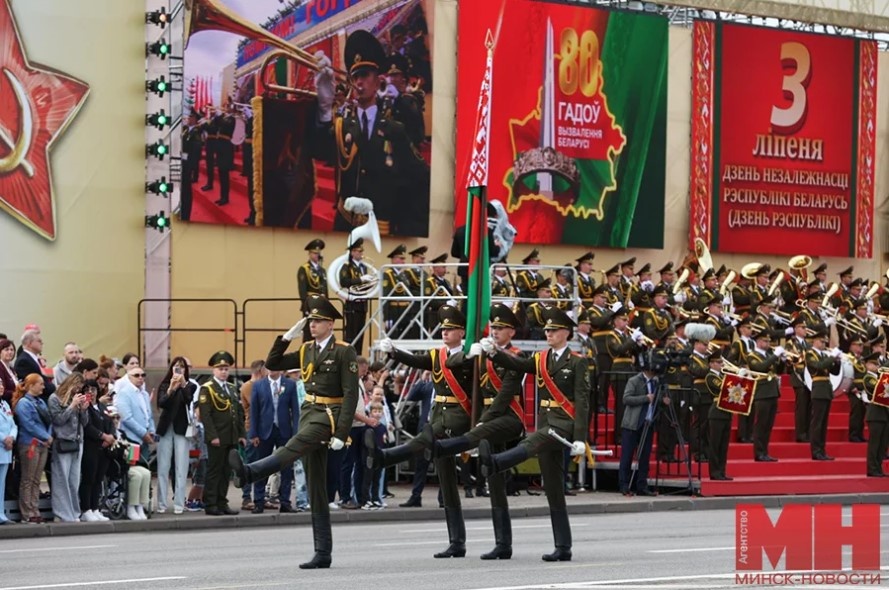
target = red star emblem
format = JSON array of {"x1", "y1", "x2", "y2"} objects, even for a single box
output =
[{"x1": 0, "y1": 0, "x2": 89, "y2": 240}]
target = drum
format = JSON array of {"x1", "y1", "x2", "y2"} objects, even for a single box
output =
[
  {"x1": 831, "y1": 359, "x2": 854, "y2": 397},
  {"x1": 231, "y1": 116, "x2": 246, "y2": 146}
]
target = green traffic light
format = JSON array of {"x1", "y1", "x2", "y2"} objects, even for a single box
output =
[
  {"x1": 158, "y1": 115, "x2": 167, "y2": 125},
  {"x1": 157, "y1": 217, "x2": 168, "y2": 227},
  {"x1": 157, "y1": 82, "x2": 167, "y2": 91},
  {"x1": 159, "y1": 183, "x2": 168, "y2": 192},
  {"x1": 160, "y1": 44, "x2": 169, "y2": 54},
  {"x1": 157, "y1": 145, "x2": 167, "y2": 155}
]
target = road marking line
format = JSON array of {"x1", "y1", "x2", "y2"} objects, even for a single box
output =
[
  {"x1": 0, "y1": 578, "x2": 186, "y2": 590},
  {"x1": 399, "y1": 524, "x2": 551, "y2": 533},
  {"x1": 0, "y1": 545, "x2": 115, "y2": 555},
  {"x1": 648, "y1": 546, "x2": 734, "y2": 554}
]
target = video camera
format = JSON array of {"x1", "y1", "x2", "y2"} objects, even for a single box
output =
[{"x1": 637, "y1": 347, "x2": 690, "y2": 375}]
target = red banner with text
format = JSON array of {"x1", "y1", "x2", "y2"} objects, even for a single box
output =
[{"x1": 689, "y1": 22, "x2": 876, "y2": 258}]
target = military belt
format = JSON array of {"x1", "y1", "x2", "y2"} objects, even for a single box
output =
[
  {"x1": 483, "y1": 398, "x2": 495, "y2": 406},
  {"x1": 693, "y1": 379, "x2": 706, "y2": 385},
  {"x1": 305, "y1": 394, "x2": 343, "y2": 405},
  {"x1": 811, "y1": 376, "x2": 829, "y2": 382},
  {"x1": 539, "y1": 399, "x2": 562, "y2": 408},
  {"x1": 434, "y1": 395, "x2": 460, "y2": 404},
  {"x1": 612, "y1": 357, "x2": 633, "y2": 362},
  {"x1": 592, "y1": 331, "x2": 612, "y2": 337}
]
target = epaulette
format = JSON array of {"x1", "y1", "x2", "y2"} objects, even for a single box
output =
[
  {"x1": 335, "y1": 340, "x2": 350, "y2": 347},
  {"x1": 570, "y1": 351, "x2": 583, "y2": 358}
]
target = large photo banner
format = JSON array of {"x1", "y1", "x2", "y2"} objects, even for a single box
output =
[
  {"x1": 690, "y1": 22, "x2": 876, "y2": 258},
  {"x1": 455, "y1": 0, "x2": 668, "y2": 248},
  {"x1": 182, "y1": 0, "x2": 432, "y2": 237}
]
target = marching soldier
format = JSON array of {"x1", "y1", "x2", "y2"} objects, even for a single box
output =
[
  {"x1": 785, "y1": 317, "x2": 811, "y2": 442},
  {"x1": 434, "y1": 304, "x2": 526, "y2": 559},
  {"x1": 728, "y1": 316, "x2": 755, "y2": 443},
  {"x1": 575, "y1": 252, "x2": 596, "y2": 306},
  {"x1": 424, "y1": 253, "x2": 456, "y2": 334},
  {"x1": 230, "y1": 296, "x2": 359, "y2": 568},
  {"x1": 706, "y1": 352, "x2": 734, "y2": 480},
  {"x1": 491, "y1": 264, "x2": 512, "y2": 298},
  {"x1": 382, "y1": 244, "x2": 412, "y2": 337},
  {"x1": 376, "y1": 306, "x2": 474, "y2": 558},
  {"x1": 606, "y1": 306, "x2": 645, "y2": 443},
  {"x1": 807, "y1": 327, "x2": 841, "y2": 461},
  {"x1": 552, "y1": 267, "x2": 574, "y2": 311},
  {"x1": 515, "y1": 249, "x2": 543, "y2": 304},
  {"x1": 199, "y1": 351, "x2": 246, "y2": 516},
  {"x1": 748, "y1": 328, "x2": 784, "y2": 462},
  {"x1": 339, "y1": 238, "x2": 373, "y2": 354},
  {"x1": 863, "y1": 352, "x2": 889, "y2": 476},
  {"x1": 525, "y1": 279, "x2": 554, "y2": 340},
  {"x1": 847, "y1": 335, "x2": 868, "y2": 443},
  {"x1": 618, "y1": 257, "x2": 637, "y2": 302},
  {"x1": 478, "y1": 306, "x2": 590, "y2": 562},
  {"x1": 641, "y1": 286, "x2": 673, "y2": 346},
  {"x1": 297, "y1": 239, "x2": 328, "y2": 341}
]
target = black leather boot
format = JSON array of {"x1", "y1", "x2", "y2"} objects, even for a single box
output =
[
  {"x1": 479, "y1": 440, "x2": 529, "y2": 477},
  {"x1": 229, "y1": 450, "x2": 282, "y2": 489},
  {"x1": 435, "y1": 435, "x2": 472, "y2": 459},
  {"x1": 433, "y1": 507, "x2": 467, "y2": 558},
  {"x1": 299, "y1": 514, "x2": 332, "y2": 569},
  {"x1": 480, "y1": 507, "x2": 512, "y2": 560},
  {"x1": 541, "y1": 509, "x2": 572, "y2": 562},
  {"x1": 375, "y1": 441, "x2": 419, "y2": 470}
]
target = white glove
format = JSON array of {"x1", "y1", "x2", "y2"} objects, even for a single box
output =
[
  {"x1": 784, "y1": 327, "x2": 794, "y2": 336},
  {"x1": 824, "y1": 317, "x2": 836, "y2": 327},
  {"x1": 773, "y1": 346, "x2": 786, "y2": 358},
  {"x1": 379, "y1": 338, "x2": 394, "y2": 353},
  {"x1": 360, "y1": 273, "x2": 375, "y2": 283},
  {"x1": 861, "y1": 392, "x2": 870, "y2": 404},
  {"x1": 730, "y1": 319, "x2": 739, "y2": 327},
  {"x1": 313, "y1": 51, "x2": 335, "y2": 123},
  {"x1": 739, "y1": 368, "x2": 750, "y2": 377},
  {"x1": 641, "y1": 280, "x2": 654, "y2": 292},
  {"x1": 446, "y1": 298, "x2": 458, "y2": 307},
  {"x1": 722, "y1": 293, "x2": 732, "y2": 306},
  {"x1": 610, "y1": 301, "x2": 622, "y2": 313},
  {"x1": 873, "y1": 318, "x2": 883, "y2": 328},
  {"x1": 673, "y1": 291, "x2": 687, "y2": 304},
  {"x1": 627, "y1": 300, "x2": 635, "y2": 310},
  {"x1": 467, "y1": 343, "x2": 483, "y2": 358},
  {"x1": 480, "y1": 337, "x2": 496, "y2": 355},
  {"x1": 722, "y1": 314, "x2": 733, "y2": 325},
  {"x1": 329, "y1": 437, "x2": 345, "y2": 451},
  {"x1": 630, "y1": 327, "x2": 642, "y2": 341},
  {"x1": 283, "y1": 318, "x2": 307, "y2": 341},
  {"x1": 570, "y1": 441, "x2": 586, "y2": 457},
  {"x1": 831, "y1": 347, "x2": 843, "y2": 359}
]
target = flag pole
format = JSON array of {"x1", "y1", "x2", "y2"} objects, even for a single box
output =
[{"x1": 470, "y1": 186, "x2": 488, "y2": 428}]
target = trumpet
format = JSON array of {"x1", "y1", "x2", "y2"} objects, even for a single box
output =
[
  {"x1": 637, "y1": 333, "x2": 657, "y2": 347},
  {"x1": 770, "y1": 310, "x2": 795, "y2": 325},
  {"x1": 668, "y1": 304, "x2": 700, "y2": 321},
  {"x1": 721, "y1": 358, "x2": 773, "y2": 380},
  {"x1": 835, "y1": 317, "x2": 871, "y2": 338},
  {"x1": 783, "y1": 350, "x2": 803, "y2": 363}
]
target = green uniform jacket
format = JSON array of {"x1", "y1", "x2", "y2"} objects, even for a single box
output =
[
  {"x1": 446, "y1": 345, "x2": 525, "y2": 422},
  {"x1": 492, "y1": 348, "x2": 590, "y2": 441},
  {"x1": 642, "y1": 307, "x2": 673, "y2": 345},
  {"x1": 785, "y1": 336, "x2": 809, "y2": 388},
  {"x1": 707, "y1": 371, "x2": 732, "y2": 421},
  {"x1": 297, "y1": 262, "x2": 328, "y2": 313},
  {"x1": 805, "y1": 348, "x2": 838, "y2": 401},
  {"x1": 198, "y1": 380, "x2": 246, "y2": 445},
  {"x1": 392, "y1": 346, "x2": 474, "y2": 433},
  {"x1": 265, "y1": 335, "x2": 359, "y2": 441},
  {"x1": 515, "y1": 269, "x2": 542, "y2": 302},
  {"x1": 577, "y1": 273, "x2": 596, "y2": 306},
  {"x1": 747, "y1": 348, "x2": 782, "y2": 400},
  {"x1": 606, "y1": 329, "x2": 639, "y2": 372},
  {"x1": 864, "y1": 372, "x2": 889, "y2": 422}
]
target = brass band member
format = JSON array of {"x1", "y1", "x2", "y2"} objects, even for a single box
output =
[
  {"x1": 339, "y1": 238, "x2": 373, "y2": 354},
  {"x1": 618, "y1": 257, "x2": 637, "y2": 302},
  {"x1": 658, "y1": 320, "x2": 690, "y2": 463},
  {"x1": 728, "y1": 316, "x2": 755, "y2": 443},
  {"x1": 575, "y1": 252, "x2": 596, "y2": 306},
  {"x1": 404, "y1": 245, "x2": 428, "y2": 338},
  {"x1": 590, "y1": 286, "x2": 619, "y2": 415},
  {"x1": 656, "y1": 262, "x2": 676, "y2": 303},
  {"x1": 491, "y1": 264, "x2": 512, "y2": 298},
  {"x1": 863, "y1": 352, "x2": 889, "y2": 477},
  {"x1": 552, "y1": 267, "x2": 574, "y2": 311},
  {"x1": 702, "y1": 295, "x2": 735, "y2": 353},
  {"x1": 807, "y1": 327, "x2": 841, "y2": 461},
  {"x1": 847, "y1": 335, "x2": 868, "y2": 443},
  {"x1": 515, "y1": 249, "x2": 542, "y2": 304},
  {"x1": 525, "y1": 280, "x2": 553, "y2": 340},
  {"x1": 799, "y1": 291, "x2": 831, "y2": 335},
  {"x1": 478, "y1": 306, "x2": 590, "y2": 563},
  {"x1": 606, "y1": 306, "x2": 645, "y2": 443},
  {"x1": 382, "y1": 244, "x2": 411, "y2": 337},
  {"x1": 424, "y1": 253, "x2": 456, "y2": 335},
  {"x1": 641, "y1": 285, "x2": 673, "y2": 346},
  {"x1": 706, "y1": 352, "x2": 733, "y2": 480},
  {"x1": 785, "y1": 317, "x2": 811, "y2": 442},
  {"x1": 748, "y1": 264, "x2": 771, "y2": 311},
  {"x1": 748, "y1": 327, "x2": 784, "y2": 462},
  {"x1": 603, "y1": 265, "x2": 622, "y2": 305},
  {"x1": 629, "y1": 263, "x2": 654, "y2": 322},
  {"x1": 688, "y1": 330, "x2": 711, "y2": 461},
  {"x1": 297, "y1": 239, "x2": 328, "y2": 341}
]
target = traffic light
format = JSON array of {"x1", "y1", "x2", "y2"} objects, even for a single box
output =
[
  {"x1": 146, "y1": 110, "x2": 169, "y2": 130},
  {"x1": 146, "y1": 76, "x2": 169, "y2": 97},
  {"x1": 146, "y1": 177, "x2": 173, "y2": 197},
  {"x1": 146, "y1": 8, "x2": 168, "y2": 28},
  {"x1": 147, "y1": 39, "x2": 171, "y2": 59},
  {"x1": 145, "y1": 211, "x2": 170, "y2": 232},
  {"x1": 146, "y1": 140, "x2": 168, "y2": 160}
]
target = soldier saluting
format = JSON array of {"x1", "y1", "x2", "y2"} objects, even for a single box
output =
[{"x1": 230, "y1": 295, "x2": 359, "y2": 569}]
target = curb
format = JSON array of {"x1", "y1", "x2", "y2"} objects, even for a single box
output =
[{"x1": 2, "y1": 492, "x2": 887, "y2": 539}]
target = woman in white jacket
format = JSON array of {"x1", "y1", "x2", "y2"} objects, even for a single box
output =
[{"x1": 0, "y1": 379, "x2": 17, "y2": 524}]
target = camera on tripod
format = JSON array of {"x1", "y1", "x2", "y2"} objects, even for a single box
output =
[{"x1": 637, "y1": 347, "x2": 689, "y2": 375}]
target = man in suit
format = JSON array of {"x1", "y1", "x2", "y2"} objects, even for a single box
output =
[
  {"x1": 618, "y1": 358, "x2": 670, "y2": 496},
  {"x1": 248, "y1": 370, "x2": 300, "y2": 513},
  {"x1": 478, "y1": 306, "x2": 590, "y2": 563},
  {"x1": 14, "y1": 330, "x2": 55, "y2": 399},
  {"x1": 298, "y1": 239, "x2": 328, "y2": 341},
  {"x1": 198, "y1": 351, "x2": 246, "y2": 516},
  {"x1": 230, "y1": 295, "x2": 359, "y2": 569}
]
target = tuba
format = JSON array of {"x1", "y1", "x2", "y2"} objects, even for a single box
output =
[
  {"x1": 693, "y1": 238, "x2": 714, "y2": 272},
  {"x1": 328, "y1": 208, "x2": 383, "y2": 302}
]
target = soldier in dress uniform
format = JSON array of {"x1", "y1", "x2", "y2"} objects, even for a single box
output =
[
  {"x1": 731, "y1": 272, "x2": 754, "y2": 317},
  {"x1": 200, "y1": 107, "x2": 219, "y2": 192},
  {"x1": 199, "y1": 351, "x2": 246, "y2": 516},
  {"x1": 751, "y1": 296, "x2": 783, "y2": 342},
  {"x1": 701, "y1": 295, "x2": 735, "y2": 353},
  {"x1": 403, "y1": 245, "x2": 428, "y2": 338},
  {"x1": 214, "y1": 108, "x2": 237, "y2": 206},
  {"x1": 641, "y1": 286, "x2": 673, "y2": 346},
  {"x1": 575, "y1": 308, "x2": 598, "y2": 433},
  {"x1": 659, "y1": 320, "x2": 691, "y2": 462},
  {"x1": 339, "y1": 238, "x2": 373, "y2": 354},
  {"x1": 847, "y1": 335, "x2": 868, "y2": 443},
  {"x1": 434, "y1": 304, "x2": 526, "y2": 560},
  {"x1": 590, "y1": 285, "x2": 617, "y2": 415},
  {"x1": 836, "y1": 266, "x2": 855, "y2": 302},
  {"x1": 385, "y1": 54, "x2": 426, "y2": 148},
  {"x1": 748, "y1": 327, "x2": 784, "y2": 462},
  {"x1": 863, "y1": 352, "x2": 889, "y2": 476},
  {"x1": 382, "y1": 244, "x2": 411, "y2": 337},
  {"x1": 478, "y1": 306, "x2": 590, "y2": 562},
  {"x1": 705, "y1": 351, "x2": 733, "y2": 480},
  {"x1": 618, "y1": 257, "x2": 637, "y2": 302},
  {"x1": 424, "y1": 253, "x2": 456, "y2": 335},
  {"x1": 728, "y1": 315, "x2": 755, "y2": 443},
  {"x1": 606, "y1": 306, "x2": 643, "y2": 443},
  {"x1": 242, "y1": 113, "x2": 256, "y2": 225},
  {"x1": 603, "y1": 265, "x2": 622, "y2": 305},
  {"x1": 749, "y1": 264, "x2": 771, "y2": 311},
  {"x1": 375, "y1": 306, "x2": 474, "y2": 558},
  {"x1": 799, "y1": 290, "x2": 830, "y2": 335},
  {"x1": 656, "y1": 262, "x2": 675, "y2": 300},
  {"x1": 231, "y1": 296, "x2": 359, "y2": 568},
  {"x1": 700, "y1": 268, "x2": 720, "y2": 303},
  {"x1": 525, "y1": 279, "x2": 553, "y2": 340},
  {"x1": 629, "y1": 263, "x2": 654, "y2": 326},
  {"x1": 298, "y1": 239, "x2": 328, "y2": 341},
  {"x1": 688, "y1": 332, "x2": 711, "y2": 461},
  {"x1": 809, "y1": 263, "x2": 828, "y2": 292},
  {"x1": 807, "y1": 327, "x2": 841, "y2": 461},
  {"x1": 515, "y1": 249, "x2": 543, "y2": 304},
  {"x1": 841, "y1": 298, "x2": 879, "y2": 353},
  {"x1": 491, "y1": 264, "x2": 512, "y2": 298},
  {"x1": 785, "y1": 316, "x2": 812, "y2": 442},
  {"x1": 575, "y1": 252, "x2": 596, "y2": 306},
  {"x1": 552, "y1": 267, "x2": 574, "y2": 311},
  {"x1": 180, "y1": 111, "x2": 203, "y2": 222}
]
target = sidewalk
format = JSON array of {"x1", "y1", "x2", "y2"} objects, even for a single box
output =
[{"x1": 3, "y1": 484, "x2": 887, "y2": 540}]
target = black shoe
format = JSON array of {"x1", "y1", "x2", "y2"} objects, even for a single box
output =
[
  {"x1": 796, "y1": 437, "x2": 810, "y2": 443},
  {"x1": 434, "y1": 507, "x2": 466, "y2": 558},
  {"x1": 754, "y1": 455, "x2": 777, "y2": 462},
  {"x1": 434, "y1": 544, "x2": 466, "y2": 558},
  {"x1": 205, "y1": 508, "x2": 223, "y2": 516},
  {"x1": 464, "y1": 489, "x2": 474, "y2": 499},
  {"x1": 480, "y1": 545, "x2": 512, "y2": 560},
  {"x1": 636, "y1": 488, "x2": 657, "y2": 497},
  {"x1": 564, "y1": 489, "x2": 576, "y2": 496},
  {"x1": 252, "y1": 503, "x2": 265, "y2": 514},
  {"x1": 867, "y1": 472, "x2": 886, "y2": 477},
  {"x1": 229, "y1": 449, "x2": 248, "y2": 488},
  {"x1": 399, "y1": 497, "x2": 422, "y2": 508},
  {"x1": 710, "y1": 475, "x2": 733, "y2": 481},
  {"x1": 542, "y1": 548, "x2": 572, "y2": 562},
  {"x1": 476, "y1": 489, "x2": 489, "y2": 498},
  {"x1": 200, "y1": 184, "x2": 213, "y2": 191},
  {"x1": 279, "y1": 504, "x2": 295, "y2": 513},
  {"x1": 299, "y1": 554, "x2": 331, "y2": 569},
  {"x1": 849, "y1": 436, "x2": 867, "y2": 443},
  {"x1": 812, "y1": 453, "x2": 835, "y2": 461},
  {"x1": 221, "y1": 506, "x2": 239, "y2": 515}
]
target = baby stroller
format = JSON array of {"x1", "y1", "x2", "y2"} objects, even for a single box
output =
[{"x1": 100, "y1": 439, "x2": 154, "y2": 521}]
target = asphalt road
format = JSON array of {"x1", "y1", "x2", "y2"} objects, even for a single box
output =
[{"x1": 2, "y1": 508, "x2": 888, "y2": 590}]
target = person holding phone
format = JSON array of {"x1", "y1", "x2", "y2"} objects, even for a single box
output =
[
  {"x1": 156, "y1": 357, "x2": 197, "y2": 515},
  {"x1": 48, "y1": 373, "x2": 89, "y2": 522}
]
